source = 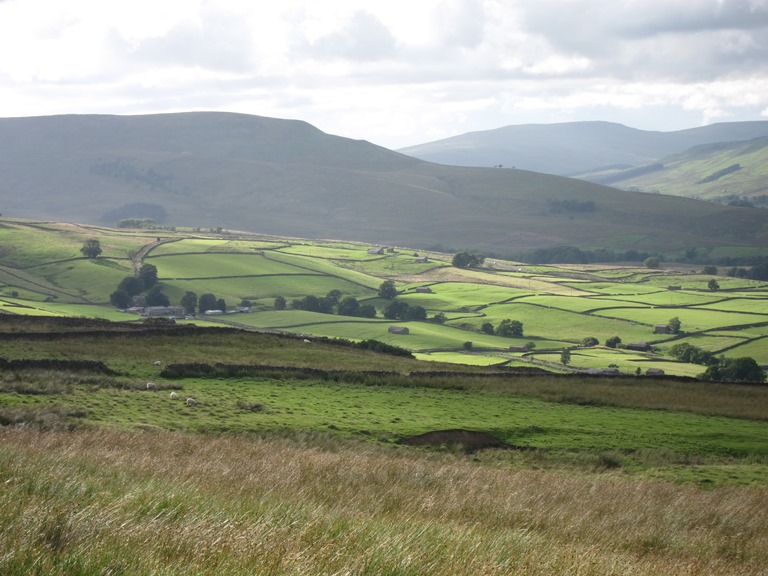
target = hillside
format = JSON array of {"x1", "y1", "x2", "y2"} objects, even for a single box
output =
[
  {"x1": 2, "y1": 113, "x2": 768, "y2": 255},
  {"x1": 398, "y1": 120, "x2": 768, "y2": 177},
  {"x1": 588, "y1": 137, "x2": 768, "y2": 200}
]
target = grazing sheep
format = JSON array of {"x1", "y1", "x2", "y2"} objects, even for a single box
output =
[
  {"x1": 303, "y1": 338, "x2": 311, "y2": 343},
  {"x1": 169, "y1": 391, "x2": 179, "y2": 400},
  {"x1": 153, "y1": 360, "x2": 162, "y2": 366},
  {"x1": 185, "y1": 397, "x2": 197, "y2": 407},
  {"x1": 146, "y1": 382, "x2": 157, "y2": 391}
]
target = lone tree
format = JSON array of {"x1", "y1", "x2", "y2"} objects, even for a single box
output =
[
  {"x1": 560, "y1": 348, "x2": 572, "y2": 366},
  {"x1": 605, "y1": 335, "x2": 622, "y2": 348},
  {"x1": 80, "y1": 239, "x2": 102, "y2": 258},
  {"x1": 496, "y1": 319, "x2": 523, "y2": 337},
  {"x1": 708, "y1": 278, "x2": 720, "y2": 291},
  {"x1": 643, "y1": 256, "x2": 660, "y2": 269},
  {"x1": 378, "y1": 280, "x2": 398, "y2": 300},
  {"x1": 180, "y1": 291, "x2": 198, "y2": 315},
  {"x1": 668, "y1": 316, "x2": 681, "y2": 333}
]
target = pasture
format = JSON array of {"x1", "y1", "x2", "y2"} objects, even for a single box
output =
[{"x1": 1, "y1": 218, "x2": 768, "y2": 377}]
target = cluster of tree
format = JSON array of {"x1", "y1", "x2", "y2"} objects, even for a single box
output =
[
  {"x1": 668, "y1": 343, "x2": 717, "y2": 365},
  {"x1": 480, "y1": 319, "x2": 523, "y2": 337},
  {"x1": 278, "y1": 290, "x2": 376, "y2": 318},
  {"x1": 522, "y1": 246, "x2": 655, "y2": 265},
  {"x1": 696, "y1": 163, "x2": 741, "y2": 184},
  {"x1": 700, "y1": 356, "x2": 765, "y2": 383},
  {"x1": 726, "y1": 264, "x2": 768, "y2": 281},
  {"x1": 668, "y1": 343, "x2": 764, "y2": 383},
  {"x1": 109, "y1": 264, "x2": 168, "y2": 309},
  {"x1": 116, "y1": 218, "x2": 174, "y2": 230},
  {"x1": 452, "y1": 252, "x2": 486, "y2": 269},
  {"x1": 711, "y1": 194, "x2": 768, "y2": 208},
  {"x1": 196, "y1": 293, "x2": 228, "y2": 314},
  {"x1": 382, "y1": 300, "x2": 426, "y2": 321},
  {"x1": 547, "y1": 199, "x2": 596, "y2": 214}
]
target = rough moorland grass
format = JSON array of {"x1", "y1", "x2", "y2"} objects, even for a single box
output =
[{"x1": 0, "y1": 429, "x2": 766, "y2": 576}]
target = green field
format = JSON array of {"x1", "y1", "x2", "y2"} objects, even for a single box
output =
[{"x1": 1, "y1": 218, "x2": 767, "y2": 378}]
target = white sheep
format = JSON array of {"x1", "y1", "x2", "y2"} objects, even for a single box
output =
[
  {"x1": 185, "y1": 397, "x2": 197, "y2": 407},
  {"x1": 146, "y1": 382, "x2": 157, "y2": 391},
  {"x1": 153, "y1": 360, "x2": 162, "y2": 366},
  {"x1": 169, "y1": 391, "x2": 179, "y2": 400},
  {"x1": 303, "y1": 338, "x2": 311, "y2": 343}
]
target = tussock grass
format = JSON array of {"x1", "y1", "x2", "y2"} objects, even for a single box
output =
[{"x1": 0, "y1": 428, "x2": 766, "y2": 575}]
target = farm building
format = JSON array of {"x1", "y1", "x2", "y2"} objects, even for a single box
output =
[
  {"x1": 143, "y1": 306, "x2": 185, "y2": 318},
  {"x1": 204, "y1": 309, "x2": 224, "y2": 316},
  {"x1": 626, "y1": 342, "x2": 653, "y2": 352},
  {"x1": 668, "y1": 285, "x2": 682, "y2": 291},
  {"x1": 415, "y1": 286, "x2": 433, "y2": 293},
  {"x1": 508, "y1": 345, "x2": 528, "y2": 352},
  {"x1": 415, "y1": 256, "x2": 429, "y2": 263},
  {"x1": 654, "y1": 324, "x2": 671, "y2": 334},
  {"x1": 388, "y1": 326, "x2": 409, "y2": 335},
  {"x1": 367, "y1": 247, "x2": 385, "y2": 255},
  {"x1": 646, "y1": 368, "x2": 666, "y2": 376}
]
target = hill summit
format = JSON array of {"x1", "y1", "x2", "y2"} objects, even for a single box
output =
[{"x1": 1, "y1": 112, "x2": 767, "y2": 256}]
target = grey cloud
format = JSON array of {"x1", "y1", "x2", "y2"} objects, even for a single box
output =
[
  {"x1": 515, "y1": 0, "x2": 768, "y2": 81},
  {"x1": 300, "y1": 11, "x2": 398, "y2": 61},
  {"x1": 115, "y1": 10, "x2": 255, "y2": 73},
  {"x1": 437, "y1": 0, "x2": 486, "y2": 48}
]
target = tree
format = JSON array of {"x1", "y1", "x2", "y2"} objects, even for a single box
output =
[
  {"x1": 581, "y1": 336, "x2": 599, "y2": 347},
  {"x1": 378, "y1": 280, "x2": 398, "y2": 300},
  {"x1": 481, "y1": 322, "x2": 495, "y2": 335},
  {"x1": 643, "y1": 256, "x2": 660, "y2": 269},
  {"x1": 180, "y1": 291, "x2": 198, "y2": 315},
  {"x1": 605, "y1": 336, "x2": 622, "y2": 348},
  {"x1": 359, "y1": 304, "x2": 377, "y2": 318},
  {"x1": 432, "y1": 312, "x2": 447, "y2": 324},
  {"x1": 299, "y1": 295, "x2": 321, "y2": 312},
  {"x1": 667, "y1": 316, "x2": 681, "y2": 333},
  {"x1": 463, "y1": 341, "x2": 473, "y2": 351},
  {"x1": 383, "y1": 300, "x2": 409, "y2": 320},
  {"x1": 80, "y1": 239, "x2": 102, "y2": 258},
  {"x1": 701, "y1": 265, "x2": 718, "y2": 275},
  {"x1": 239, "y1": 299, "x2": 252, "y2": 308},
  {"x1": 452, "y1": 251, "x2": 485, "y2": 269},
  {"x1": 145, "y1": 286, "x2": 170, "y2": 307},
  {"x1": 708, "y1": 278, "x2": 720, "y2": 291},
  {"x1": 669, "y1": 342, "x2": 716, "y2": 365},
  {"x1": 560, "y1": 348, "x2": 572, "y2": 366},
  {"x1": 117, "y1": 276, "x2": 144, "y2": 297},
  {"x1": 274, "y1": 296, "x2": 286, "y2": 310},
  {"x1": 198, "y1": 293, "x2": 218, "y2": 313},
  {"x1": 325, "y1": 290, "x2": 342, "y2": 306},
  {"x1": 497, "y1": 319, "x2": 523, "y2": 337},
  {"x1": 701, "y1": 357, "x2": 765, "y2": 383},
  {"x1": 337, "y1": 296, "x2": 361, "y2": 317},
  {"x1": 109, "y1": 289, "x2": 132, "y2": 309},
  {"x1": 216, "y1": 298, "x2": 227, "y2": 312},
  {"x1": 138, "y1": 264, "x2": 158, "y2": 289},
  {"x1": 405, "y1": 304, "x2": 427, "y2": 321}
]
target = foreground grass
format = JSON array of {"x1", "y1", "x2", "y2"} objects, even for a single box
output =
[{"x1": 1, "y1": 429, "x2": 766, "y2": 576}]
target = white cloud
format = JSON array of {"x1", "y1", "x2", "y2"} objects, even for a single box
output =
[{"x1": 0, "y1": 0, "x2": 766, "y2": 148}]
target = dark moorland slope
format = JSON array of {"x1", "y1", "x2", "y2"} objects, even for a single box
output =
[{"x1": 1, "y1": 112, "x2": 767, "y2": 255}]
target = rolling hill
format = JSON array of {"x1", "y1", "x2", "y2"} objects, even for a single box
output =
[
  {"x1": 586, "y1": 136, "x2": 768, "y2": 201},
  {"x1": 397, "y1": 120, "x2": 768, "y2": 176},
  {"x1": 2, "y1": 112, "x2": 768, "y2": 256}
]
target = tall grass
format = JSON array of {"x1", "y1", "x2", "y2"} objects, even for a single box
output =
[{"x1": 1, "y1": 429, "x2": 766, "y2": 575}]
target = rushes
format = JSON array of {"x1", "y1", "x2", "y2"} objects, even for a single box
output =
[{"x1": 1, "y1": 429, "x2": 767, "y2": 575}]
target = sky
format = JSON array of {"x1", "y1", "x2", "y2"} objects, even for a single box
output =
[{"x1": 0, "y1": 0, "x2": 767, "y2": 149}]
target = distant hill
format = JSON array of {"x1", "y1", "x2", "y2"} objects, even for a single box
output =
[
  {"x1": 1, "y1": 112, "x2": 768, "y2": 257},
  {"x1": 398, "y1": 121, "x2": 768, "y2": 178},
  {"x1": 585, "y1": 137, "x2": 768, "y2": 201}
]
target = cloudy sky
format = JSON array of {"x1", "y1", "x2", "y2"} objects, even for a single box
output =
[{"x1": 0, "y1": 0, "x2": 767, "y2": 149}]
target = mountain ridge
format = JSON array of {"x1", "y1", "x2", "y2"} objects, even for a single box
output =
[{"x1": 1, "y1": 112, "x2": 767, "y2": 257}]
